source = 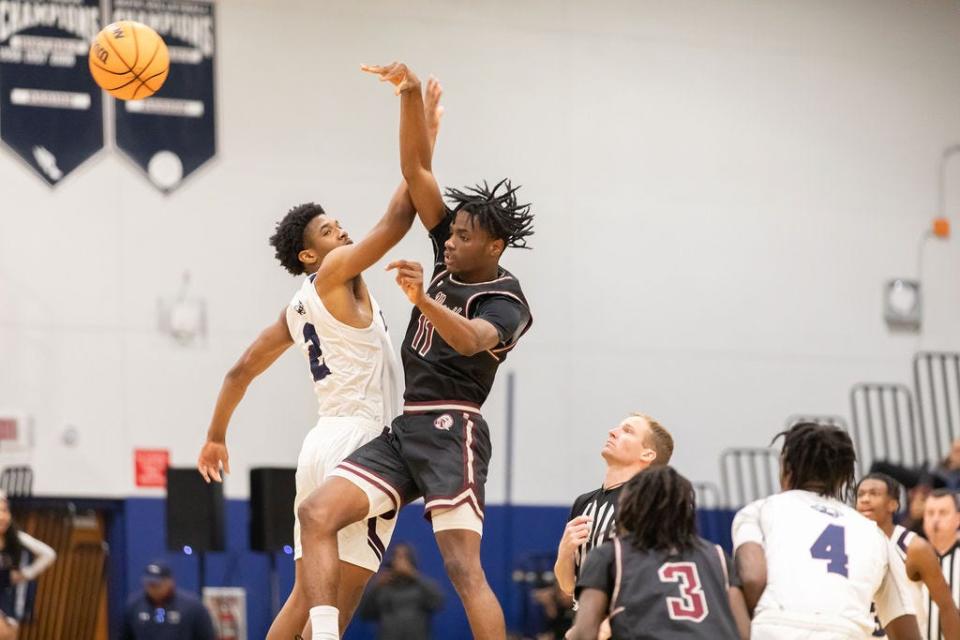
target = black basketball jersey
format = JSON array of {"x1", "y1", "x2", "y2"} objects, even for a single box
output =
[
  {"x1": 401, "y1": 215, "x2": 532, "y2": 407},
  {"x1": 569, "y1": 484, "x2": 624, "y2": 584},
  {"x1": 577, "y1": 536, "x2": 741, "y2": 640}
]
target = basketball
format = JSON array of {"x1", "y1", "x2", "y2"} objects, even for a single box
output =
[{"x1": 88, "y1": 21, "x2": 169, "y2": 101}]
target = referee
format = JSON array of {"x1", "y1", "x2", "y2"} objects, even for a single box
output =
[
  {"x1": 922, "y1": 489, "x2": 960, "y2": 640},
  {"x1": 553, "y1": 412, "x2": 674, "y2": 596}
]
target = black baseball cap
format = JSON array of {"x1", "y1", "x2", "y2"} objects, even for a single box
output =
[{"x1": 142, "y1": 560, "x2": 172, "y2": 583}]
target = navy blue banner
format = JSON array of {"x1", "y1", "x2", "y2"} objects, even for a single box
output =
[
  {"x1": 112, "y1": 0, "x2": 215, "y2": 193},
  {"x1": 0, "y1": 0, "x2": 105, "y2": 186}
]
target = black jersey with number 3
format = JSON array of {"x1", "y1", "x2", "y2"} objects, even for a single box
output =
[
  {"x1": 576, "y1": 535, "x2": 741, "y2": 640},
  {"x1": 401, "y1": 214, "x2": 532, "y2": 406}
]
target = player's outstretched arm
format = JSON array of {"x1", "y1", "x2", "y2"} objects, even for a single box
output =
[
  {"x1": 554, "y1": 515, "x2": 593, "y2": 595},
  {"x1": 362, "y1": 62, "x2": 447, "y2": 231},
  {"x1": 564, "y1": 589, "x2": 609, "y2": 640},
  {"x1": 197, "y1": 309, "x2": 293, "y2": 483},
  {"x1": 909, "y1": 537, "x2": 960, "y2": 639},
  {"x1": 387, "y1": 260, "x2": 500, "y2": 356},
  {"x1": 317, "y1": 83, "x2": 445, "y2": 285},
  {"x1": 318, "y1": 184, "x2": 416, "y2": 286}
]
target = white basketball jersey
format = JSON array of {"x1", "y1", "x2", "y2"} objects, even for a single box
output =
[
  {"x1": 733, "y1": 490, "x2": 915, "y2": 638},
  {"x1": 285, "y1": 275, "x2": 401, "y2": 426},
  {"x1": 890, "y1": 524, "x2": 928, "y2": 638}
]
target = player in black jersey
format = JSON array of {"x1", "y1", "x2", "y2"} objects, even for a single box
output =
[
  {"x1": 296, "y1": 61, "x2": 533, "y2": 640},
  {"x1": 569, "y1": 466, "x2": 751, "y2": 640},
  {"x1": 555, "y1": 413, "x2": 674, "y2": 597}
]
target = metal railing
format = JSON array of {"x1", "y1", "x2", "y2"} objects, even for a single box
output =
[
  {"x1": 849, "y1": 383, "x2": 920, "y2": 475},
  {"x1": 913, "y1": 352, "x2": 960, "y2": 463},
  {"x1": 719, "y1": 448, "x2": 780, "y2": 508}
]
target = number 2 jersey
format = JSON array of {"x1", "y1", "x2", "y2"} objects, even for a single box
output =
[
  {"x1": 733, "y1": 490, "x2": 916, "y2": 638},
  {"x1": 576, "y1": 534, "x2": 742, "y2": 639},
  {"x1": 285, "y1": 273, "x2": 401, "y2": 426},
  {"x1": 401, "y1": 213, "x2": 532, "y2": 409}
]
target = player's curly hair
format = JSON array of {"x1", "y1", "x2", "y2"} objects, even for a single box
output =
[
  {"x1": 618, "y1": 466, "x2": 698, "y2": 553},
  {"x1": 444, "y1": 179, "x2": 534, "y2": 250},
  {"x1": 269, "y1": 202, "x2": 325, "y2": 275},
  {"x1": 776, "y1": 422, "x2": 856, "y2": 501}
]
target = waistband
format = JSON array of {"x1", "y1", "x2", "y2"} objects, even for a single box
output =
[
  {"x1": 403, "y1": 400, "x2": 482, "y2": 415},
  {"x1": 311, "y1": 416, "x2": 385, "y2": 432}
]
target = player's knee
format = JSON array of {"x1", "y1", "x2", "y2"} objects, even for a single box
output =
[
  {"x1": 297, "y1": 494, "x2": 343, "y2": 536},
  {"x1": 443, "y1": 554, "x2": 485, "y2": 592}
]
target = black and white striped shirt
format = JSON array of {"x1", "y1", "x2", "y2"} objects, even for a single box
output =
[
  {"x1": 568, "y1": 484, "x2": 624, "y2": 583},
  {"x1": 923, "y1": 538, "x2": 960, "y2": 640}
]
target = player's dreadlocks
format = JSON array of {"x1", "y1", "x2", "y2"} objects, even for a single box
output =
[
  {"x1": 444, "y1": 179, "x2": 534, "y2": 249},
  {"x1": 776, "y1": 422, "x2": 856, "y2": 501},
  {"x1": 618, "y1": 466, "x2": 698, "y2": 553},
  {"x1": 269, "y1": 202, "x2": 325, "y2": 275}
]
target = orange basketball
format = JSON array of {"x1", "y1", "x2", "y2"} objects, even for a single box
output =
[{"x1": 89, "y1": 21, "x2": 169, "y2": 101}]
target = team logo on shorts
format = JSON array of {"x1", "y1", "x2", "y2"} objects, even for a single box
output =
[{"x1": 434, "y1": 414, "x2": 454, "y2": 431}]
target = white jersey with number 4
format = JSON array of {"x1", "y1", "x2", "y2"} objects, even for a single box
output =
[
  {"x1": 733, "y1": 490, "x2": 915, "y2": 639},
  {"x1": 285, "y1": 274, "x2": 401, "y2": 426}
]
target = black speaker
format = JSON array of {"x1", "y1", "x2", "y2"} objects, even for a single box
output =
[
  {"x1": 166, "y1": 467, "x2": 225, "y2": 552},
  {"x1": 249, "y1": 467, "x2": 296, "y2": 552}
]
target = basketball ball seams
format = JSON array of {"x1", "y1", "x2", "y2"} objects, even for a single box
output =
[
  {"x1": 132, "y1": 38, "x2": 164, "y2": 95},
  {"x1": 89, "y1": 59, "x2": 133, "y2": 76},
  {"x1": 101, "y1": 31, "x2": 139, "y2": 78},
  {"x1": 142, "y1": 69, "x2": 168, "y2": 93},
  {"x1": 133, "y1": 68, "x2": 167, "y2": 99},
  {"x1": 131, "y1": 23, "x2": 142, "y2": 74}
]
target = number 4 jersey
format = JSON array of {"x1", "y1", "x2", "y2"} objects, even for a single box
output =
[
  {"x1": 733, "y1": 490, "x2": 916, "y2": 638},
  {"x1": 286, "y1": 273, "x2": 401, "y2": 426}
]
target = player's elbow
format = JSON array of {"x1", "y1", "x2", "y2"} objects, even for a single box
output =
[
  {"x1": 225, "y1": 361, "x2": 255, "y2": 387},
  {"x1": 401, "y1": 164, "x2": 434, "y2": 190}
]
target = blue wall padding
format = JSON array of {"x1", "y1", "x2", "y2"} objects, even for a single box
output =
[{"x1": 115, "y1": 498, "x2": 735, "y2": 639}]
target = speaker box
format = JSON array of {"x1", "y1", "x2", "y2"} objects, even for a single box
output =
[
  {"x1": 166, "y1": 467, "x2": 225, "y2": 552},
  {"x1": 249, "y1": 467, "x2": 296, "y2": 552}
]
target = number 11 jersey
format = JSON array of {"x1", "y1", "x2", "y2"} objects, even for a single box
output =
[{"x1": 733, "y1": 489, "x2": 915, "y2": 638}]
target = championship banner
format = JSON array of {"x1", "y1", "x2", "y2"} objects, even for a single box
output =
[
  {"x1": 112, "y1": 0, "x2": 215, "y2": 193},
  {"x1": 0, "y1": 0, "x2": 105, "y2": 186}
]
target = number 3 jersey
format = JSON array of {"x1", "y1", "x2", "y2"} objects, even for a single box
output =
[
  {"x1": 576, "y1": 535, "x2": 741, "y2": 639},
  {"x1": 733, "y1": 490, "x2": 915, "y2": 638},
  {"x1": 285, "y1": 273, "x2": 401, "y2": 426}
]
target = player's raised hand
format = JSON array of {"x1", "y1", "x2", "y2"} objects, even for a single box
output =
[
  {"x1": 197, "y1": 439, "x2": 230, "y2": 483},
  {"x1": 361, "y1": 62, "x2": 420, "y2": 95},
  {"x1": 424, "y1": 75, "x2": 444, "y2": 137},
  {"x1": 386, "y1": 260, "x2": 425, "y2": 305},
  {"x1": 559, "y1": 515, "x2": 593, "y2": 555}
]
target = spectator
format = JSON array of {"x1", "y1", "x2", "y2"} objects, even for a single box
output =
[
  {"x1": 121, "y1": 561, "x2": 214, "y2": 640},
  {"x1": 0, "y1": 492, "x2": 56, "y2": 640},
  {"x1": 531, "y1": 582, "x2": 574, "y2": 639},
  {"x1": 871, "y1": 437, "x2": 960, "y2": 492},
  {"x1": 903, "y1": 486, "x2": 932, "y2": 537},
  {"x1": 358, "y1": 543, "x2": 444, "y2": 640}
]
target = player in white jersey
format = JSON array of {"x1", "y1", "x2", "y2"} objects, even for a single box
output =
[
  {"x1": 196, "y1": 81, "x2": 445, "y2": 640},
  {"x1": 856, "y1": 473, "x2": 960, "y2": 639},
  {"x1": 733, "y1": 422, "x2": 921, "y2": 640},
  {"x1": 921, "y1": 490, "x2": 960, "y2": 640}
]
